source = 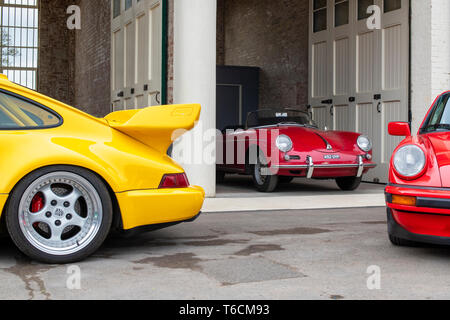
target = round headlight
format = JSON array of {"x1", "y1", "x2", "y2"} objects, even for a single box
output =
[
  {"x1": 393, "y1": 145, "x2": 426, "y2": 178},
  {"x1": 276, "y1": 135, "x2": 293, "y2": 153},
  {"x1": 357, "y1": 135, "x2": 372, "y2": 152}
]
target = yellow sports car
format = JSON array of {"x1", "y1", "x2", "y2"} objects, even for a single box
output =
[{"x1": 0, "y1": 74, "x2": 205, "y2": 264}]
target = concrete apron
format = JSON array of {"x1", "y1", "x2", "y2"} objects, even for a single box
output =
[{"x1": 202, "y1": 193, "x2": 385, "y2": 213}]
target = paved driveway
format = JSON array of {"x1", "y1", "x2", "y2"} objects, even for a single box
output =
[{"x1": 1, "y1": 206, "x2": 450, "y2": 300}]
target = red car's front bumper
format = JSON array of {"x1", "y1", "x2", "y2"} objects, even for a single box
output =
[
  {"x1": 272, "y1": 155, "x2": 376, "y2": 178},
  {"x1": 386, "y1": 184, "x2": 450, "y2": 243}
]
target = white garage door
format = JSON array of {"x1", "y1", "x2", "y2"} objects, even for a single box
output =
[
  {"x1": 308, "y1": 0, "x2": 409, "y2": 183},
  {"x1": 111, "y1": 0, "x2": 162, "y2": 111}
]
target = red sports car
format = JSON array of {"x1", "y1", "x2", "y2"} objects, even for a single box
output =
[
  {"x1": 216, "y1": 109, "x2": 376, "y2": 192},
  {"x1": 386, "y1": 91, "x2": 450, "y2": 246}
]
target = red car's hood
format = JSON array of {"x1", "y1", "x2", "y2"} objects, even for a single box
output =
[
  {"x1": 426, "y1": 132, "x2": 450, "y2": 166},
  {"x1": 277, "y1": 126, "x2": 359, "y2": 152},
  {"x1": 425, "y1": 132, "x2": 450, "y2": 187}
]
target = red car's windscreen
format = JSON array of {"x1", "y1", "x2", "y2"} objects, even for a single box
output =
[{"x1": 422, "y1": 93, "x2": 450, "y2": 133}]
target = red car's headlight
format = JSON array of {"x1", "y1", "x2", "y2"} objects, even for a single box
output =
[
  {"x1": 276, "y1": 135, "x2": 293, "y2": 153},
  {"x1": 393, "y1": 144, "x2": 427, "y2": 180},
  {"x1": 159, "y1": 173, "x2": 190, "y2": 189},
  {"x1": 357, "y1": 135, "x2": 372, "y2": 152}
]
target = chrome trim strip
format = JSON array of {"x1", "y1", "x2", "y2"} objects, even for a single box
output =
[
  {"x1": 272, "y1": 164, "x2": 377, "y2": 169},
  {"x1": 386, "y1": 184, "x2": 450, "y2": 191},
  {"x1": 314, "y1": 133, "x2": 333, "y2": 151},
  {"x1": 306, "y1": 156, "x2": 314, "y2": 179},
  {"x1": 357, "y1": 155, "x2": 364, "y2": 178}
]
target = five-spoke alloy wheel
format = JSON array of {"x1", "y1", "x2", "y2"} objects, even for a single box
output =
[{"x1": 6, "y1": 166, "x2": 113, "y2": 264}]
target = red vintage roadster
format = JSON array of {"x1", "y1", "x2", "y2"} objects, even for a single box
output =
[
  {"x1": 386, "y1": 91, "x2": 450, "y2": 247},
  {"x1": 217, "y1": 109, "x2": 376, "y2": 192}
]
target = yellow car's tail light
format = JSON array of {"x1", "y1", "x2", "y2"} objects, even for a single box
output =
[{"x1": 159, "y1": 173, "x2": 190, "y2": 189}]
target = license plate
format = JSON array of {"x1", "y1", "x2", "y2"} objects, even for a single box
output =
[{"x1": 324, "y1": 155, "x2": 341, "y2": 160}]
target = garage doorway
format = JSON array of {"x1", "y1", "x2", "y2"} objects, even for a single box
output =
[
  {"x1": 216, "y1": 65, "x2": 260, "y2": 132},
  {"x1": 309, "y1": 0, "x2": 409, "y2": 183}
]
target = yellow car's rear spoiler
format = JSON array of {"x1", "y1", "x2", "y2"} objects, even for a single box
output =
[{"x1": 105, "y1": 104, "x2": 201, "y2": 153}]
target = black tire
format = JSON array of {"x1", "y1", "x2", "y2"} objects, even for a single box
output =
[
  {"x1": 389, "y1": 234, "x2": 420, "y2": 247},
  {"x1": 251, "y1": 153, "x2": 279, "y2": 193},
  {"x1": 6, "y1": 166, "x2": 113, "y2": 264},
  {"x1": 216, "y1": 171, "x2": 226, "y2": 184},
  {"x1": 336, "y1": 177, "x2": 362, "y2": 191},
  {"x1": 279, "y1": 176, "x2": 295, "y2": 184}
]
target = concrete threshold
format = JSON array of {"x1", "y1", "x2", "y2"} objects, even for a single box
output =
[{"x1": 202, "y1": 193, "x2": 386, "y2": 213}]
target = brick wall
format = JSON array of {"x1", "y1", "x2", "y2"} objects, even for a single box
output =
[
  {"x1": 220, "y1": 0, "x2": 309, "y2": 110},
  {"x1": 216, "y1": 0, "x2": 225, "y2": 65},
  {"x1": 73, "y1": 0, "x2": 111, "y2": 117},
  {"x1": 38, "y1": 0, "x2": 111, "y2": 116},
  {"x1": 38, "y1": 0, "x2": 75, "y2": 105}
]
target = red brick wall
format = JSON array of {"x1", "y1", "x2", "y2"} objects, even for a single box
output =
[
  {"x1": 38, "y1": 0, "x2": 111, "y2": 116},
  {"x1": 73, "y1": 0, "x2": 111, "y2": 117},
  {"x1": 38, "y1": 0, "x2": 75, "y2": 105},
  {"x1": 220, "y1": 0, "x2": 309, "y2": 110},
  {"x1": 217, "y1": 0, "x2": 225, "y2": 65}
]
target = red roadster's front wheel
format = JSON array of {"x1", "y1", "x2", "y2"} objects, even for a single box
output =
[
  {"x1": 335, "y1": 177, "x2": 362, "y2": 191},
  {"x1": 252, "y1": 153, "x2": 279, "y2": 193}
]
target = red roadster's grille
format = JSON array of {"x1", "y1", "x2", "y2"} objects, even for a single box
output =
[{"x1": 159, "y1": 173, "x2": 190, "y2": 189}]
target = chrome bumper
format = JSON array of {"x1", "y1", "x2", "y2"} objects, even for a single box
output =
[{"x1": 272, "y1": 155, "x2": 377, "y2": 179}]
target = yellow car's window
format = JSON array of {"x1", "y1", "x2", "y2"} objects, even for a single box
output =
[{"x1": 0, "y1": 91, "x2": 60, "y2": 129}]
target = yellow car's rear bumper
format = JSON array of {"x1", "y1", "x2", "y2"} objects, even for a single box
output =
[{"x1": 116, "y1": 186, "x2": 205, "y2": 230}]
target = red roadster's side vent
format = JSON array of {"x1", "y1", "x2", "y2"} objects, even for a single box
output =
[{"x1": 159, "y1": 173, "x2": 190, "y2": 189}]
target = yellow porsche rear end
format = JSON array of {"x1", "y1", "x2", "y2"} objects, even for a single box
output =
[{"x1": 0, "y1": 74, "x2": 205, "y2": 263}]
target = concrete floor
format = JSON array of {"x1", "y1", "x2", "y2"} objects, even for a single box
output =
[
  {"x1": 203, "y1": 176, "x2": 386, "y2": 213},
  {"x1": 1, "y1": 206, "x2": 450, "y2": 300}
]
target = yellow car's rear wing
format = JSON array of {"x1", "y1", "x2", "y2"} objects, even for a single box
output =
[{"x1": 105, "y1": 104, "x2": 201, "y2": 153}]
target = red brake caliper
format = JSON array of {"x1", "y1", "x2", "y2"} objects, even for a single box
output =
[{"x1": 30, "y1": 193, "x2": 44, "y2": 228}]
